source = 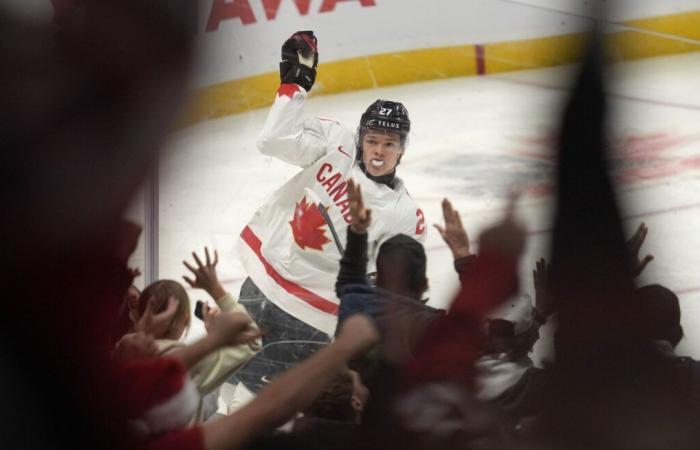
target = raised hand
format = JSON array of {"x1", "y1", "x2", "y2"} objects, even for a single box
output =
[
  {"x1": 626, "y1": 222, "x2": 654, "y2": 278},
  {"x1": 135, "y1": 296, "x2": 178, "y2": 337},
  {"x1": 347, "y1": 178, "x2": 372, "y2": 234},
  {"x1": 208, "y1": 312, "x2": 261, "y2": 347},
  {"x1": 479, "y1": 194, "x2": 525, "y2": 260},
  {"x1": 533, "y1": 257, "x2": 554, "y2": 318},
  {"x1": 183, "y1": 247, "x2": 226, "y2": 300},
  {"x1": 127, "y1": 267, "x2": 142, "y2": 279},
  {"x1": 434, "y1": 198, "x2": 470, "y2": 259}
]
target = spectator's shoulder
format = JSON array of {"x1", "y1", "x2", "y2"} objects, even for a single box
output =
[
  {"x1": 422, "y1": 303, "x2": 446, "y2": 317},
  {"x1": 340, "y1": 282, "x2": 375, "y2": 297}
]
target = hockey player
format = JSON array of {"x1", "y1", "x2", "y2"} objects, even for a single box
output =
[{"x1": 235, "y1": 31, "x2": 426, "y2": 395}]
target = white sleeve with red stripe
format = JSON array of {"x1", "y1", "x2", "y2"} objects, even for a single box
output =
[{"x1": 257, "y1": 83, "x2": 331, "y2": 169}]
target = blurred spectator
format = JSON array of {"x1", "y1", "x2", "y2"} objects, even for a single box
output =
[
  {"x1": 289, "y1": 367, "x2": 369, "y2": 443},
  {"x1": 1, "y1": 0, "x2": 196, "y2": 448},
  {"x1": 638, "y1": 284, "x2": 684, "y2": 349},
  {"x1": 392, "y1": 196, "x2": 525, "y2": 450},
  {"x1": 134, "y1": 248, "x2": 261, "y2": 422},
  {"x1": 475, "y1": 259, "x2": 553, "y2": 432},
  {"x1": 199, "y1": 314, "x2": 380, "y2": 450},
  {"x1": 113, "y1": 301, "x2": 200, "y2": 438},
  {"x1": 539, "y1": 37, "x2": 700, "y2": 450},
  {"x1": 115, "y1": 297, "x2": 178, "y2": 361},
  {"x1": 474, "y1": 220, "x2": 654, "y2": 431},
  {"x1": 111, "y1": 222, "x2": 145, "y2": 342},
  {"x1": 336, "y1": 179, "x2": 443, "y2": 365},
  {"x1": 636, "y1": 284, "x2": 700, "y2": 405},
  {"x1": 432, "y1": 197, "x2": 552, "y2": 430}
]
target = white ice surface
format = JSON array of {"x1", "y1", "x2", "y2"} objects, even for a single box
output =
[{"x1": 128, "y1": 51, "x2": 700, "y2": 362}]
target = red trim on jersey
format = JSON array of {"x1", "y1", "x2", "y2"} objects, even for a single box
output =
[
  {"x1": 241, "y1": 226, "x2": 339, "y2": 315},
  {"x1": 277, "y1": 83, "x2": 301, "y2": 99}
]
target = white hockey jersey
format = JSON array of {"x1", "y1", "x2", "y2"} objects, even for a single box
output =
[{"x1": 237, "y1": 83, "x2": 426, "y2": 335}]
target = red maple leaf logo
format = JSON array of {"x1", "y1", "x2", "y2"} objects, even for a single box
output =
[{"x1": 289, "y1": 197, "x2": 331, "y2": 251}]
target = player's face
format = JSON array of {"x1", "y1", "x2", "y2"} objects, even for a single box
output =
[{"x1": 361, "y1": 131, "x2": 402, "y2": 177}]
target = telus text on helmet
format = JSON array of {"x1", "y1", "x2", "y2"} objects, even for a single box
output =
[{"x1": 374, "y1": 121, "x2": 400, "y2": 129}]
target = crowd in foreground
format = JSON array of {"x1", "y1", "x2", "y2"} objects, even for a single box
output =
[{"x1": 108, "y1": 184, "x2": 688, "y2": 450}]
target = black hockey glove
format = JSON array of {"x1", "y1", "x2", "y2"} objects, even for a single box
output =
[{"x1": 279, "y1": 30, "x2": 318, "y2": 92}]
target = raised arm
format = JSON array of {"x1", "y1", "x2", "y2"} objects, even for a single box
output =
[
  {"x1": 257, "y1": 31, "x2": 329, "y2": 168},
  {"x1": 181, "y1": 247, "x2": 261, "y2": 393},
  {"x1": 167, "y1": 311, "x2": 260, "y2": 371},
  {"x1": 336, "y1": 178, "x2": 372, "y2": 296},
  {"x1": 626, "y1": 222, "x2": 654, "y2": 278},
  {"x1": 434, "y1": 198, "x2": 477, "y2": 280},
  {"x1": 404, "y1": 196, "x2": 525, "y2": 388},
  {"x1": 201, "y1": 314, "x2": 380, "y2": 450}
]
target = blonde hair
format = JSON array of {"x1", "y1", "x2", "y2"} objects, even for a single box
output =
[{"x1": 137, "y1": 280, "x2": 191, "y2": 337}]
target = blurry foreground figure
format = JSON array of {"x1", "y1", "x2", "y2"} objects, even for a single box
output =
[
  {"x1": 0, "y1": 1, "x2": 194, "y2": 448},
  {"x1": 533, "y1": 35, "x2": 700, "y2": 450}
]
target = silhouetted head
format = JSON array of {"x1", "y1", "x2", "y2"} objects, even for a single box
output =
[
  {"x1": 376, "y1": 234, "x2": 427, "y2": 300},
  {"x1": 637, "y1": 284, "x2": 683, "y2": 348}
]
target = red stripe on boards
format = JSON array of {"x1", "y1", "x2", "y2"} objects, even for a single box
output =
[
  {"x1": 240, "y1": 226, "x2": 339, "y2": 315},
  {"x1": 475, "y1": 44, "x2": 486, "y2": 75}
]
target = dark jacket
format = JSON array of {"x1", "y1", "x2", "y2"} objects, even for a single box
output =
[{"x1": 334, "y1": 226, "x2": 443, "y2": 351}]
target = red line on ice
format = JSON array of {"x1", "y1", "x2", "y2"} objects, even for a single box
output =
[{"x1": 676, "y1": 286, "x2": 700, "y2": 296}]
